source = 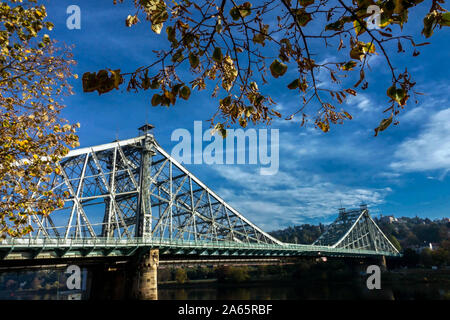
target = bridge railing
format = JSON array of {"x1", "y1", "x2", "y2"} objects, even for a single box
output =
[{"x1": 0, "y1": 237, "x2": 399, "y2": 257}]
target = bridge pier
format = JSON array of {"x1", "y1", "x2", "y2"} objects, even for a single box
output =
[{"x1": 132, "y1": 249, "x2": 159, "y2": 300}]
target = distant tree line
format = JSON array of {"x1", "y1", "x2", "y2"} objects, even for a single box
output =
[{"x1": 269, "y1": 224, "x2": 325, "y2": 244}]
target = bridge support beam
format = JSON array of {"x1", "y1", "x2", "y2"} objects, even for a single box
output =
[{"x1": 132, "y1": 249, "x2": 159, "y2": 300}]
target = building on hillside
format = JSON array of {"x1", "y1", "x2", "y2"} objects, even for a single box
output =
[
  {"x1": 414, "y1": 242, "x2": 440, "y2": 253},
  {"x1": 380, "y1": 215, "x2": 398, "y2": 224}
]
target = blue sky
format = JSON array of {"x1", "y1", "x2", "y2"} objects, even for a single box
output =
[{"x1": 42, "y1": 1, "x2": 449, "y2": 231}]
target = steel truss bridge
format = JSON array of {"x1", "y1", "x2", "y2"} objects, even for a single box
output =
[{"x1": 0, "y1": 129, "x2": 400, "y2": 262}]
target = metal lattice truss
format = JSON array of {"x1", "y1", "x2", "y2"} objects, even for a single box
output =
[
  {"x1": 27, "y1": 134, "x2": 282, "y2": 245},
  {"x1": 313, "y1": 206, "x2": 399, "y2": 255}
]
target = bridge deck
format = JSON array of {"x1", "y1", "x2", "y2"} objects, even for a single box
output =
[{"x1": 0, "y1": 238, "x2": 399, "y2": 261}]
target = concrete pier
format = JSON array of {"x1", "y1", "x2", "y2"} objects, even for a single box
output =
[{"x1": 133, "y1": 249, "x2": 159, "y2": 300}]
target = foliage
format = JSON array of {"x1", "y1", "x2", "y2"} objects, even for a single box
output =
[
  {"x1": 83, "y1": 0, "x2": 449, "y2": 136},
  {"x1": 375, "y1": 216, "x2": 450, "y2": 249},
  {"x1": 175, "y1": 268, "x2": 188, "y2": 283},
  {"x1": 269, "y1": 223, "x2": 324, "y2": 244},
  {"x1": 216, "y1": 265, "x2": 250, "y2": 283},
  {"x1": 0, "y1": 0, "x2": 79, "y2": 238},
  {"x1": 388, "y1": 234, "x2": 402, "y2": 251}
]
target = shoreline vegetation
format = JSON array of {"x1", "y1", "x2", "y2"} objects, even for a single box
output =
[
  {"x1": 158, "y1": 266, "x2": 450, "y2": 287},
  {"x1": 159, "y1": 268, "x2": 450, "y2": 285}
]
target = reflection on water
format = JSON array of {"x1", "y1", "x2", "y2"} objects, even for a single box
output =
[
  {"x1": 158, "y1": 281, "x2": 450, "y2": 300},
  {"x1": 1, "y1": 269, "x2": 449, "y2": 300},
  {"x1": 0, "y1": 269, "x2": 89, "y2": 300}
]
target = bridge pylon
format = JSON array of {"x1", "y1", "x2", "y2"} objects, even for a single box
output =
[
  {"x1": 135, "y1": 128, "x2": 156, "y2": 239},
  {"x1": 313, "y1": 205, "x2": 399, "y2": 256},
  {"x1": 18, "y1": 126, "x2": 281, "y2": 245}
]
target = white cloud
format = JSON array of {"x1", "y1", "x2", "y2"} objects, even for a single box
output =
[
  {"x1": 378, "y1": 172, "x2": 400, "y2": 178},
  {"x1": 210, "y1": 165, "x2": 391, "y2": 231},
  {"x1": 345, "y1": 94, "x2": 373, "y2": 112},
  {"x1": 400, "y1": 95, "x2": 449, "y2": 123},
  {"x1": 391, "y1": 108, "x2": 450, "y2": 172},
  {"x1": 400, "y1": 105, "x2": 427, "y2": 122}
]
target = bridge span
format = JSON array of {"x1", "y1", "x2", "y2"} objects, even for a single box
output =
[{"x1": 0, "y1": 127, "x2": 400, "y2": 299}]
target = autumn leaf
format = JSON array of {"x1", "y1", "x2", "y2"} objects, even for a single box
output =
[
  {"x1": 189, "y1": 52, "x2": 200, "y2": 69},
  {"x1": 212, "y1": 47, "x2": 223, "y2": 63},
  {"x1": 387, "y1": 85, "x2": 407, "y2": 105},
  {"x1": 344, "y1": 88, "x2": 357, "y2": 96},
  {"x1": 222, "y1": 55, "x2": 238, "y2": 92},
  {"x1": 325, "y1": 20, "x2": 344, "y2": 31},
  {"x1": 295, "y1": 9, "x2": 312, "y2": 27},
  {"x1": 179, "y1": 86, "x2": 191, "y2": 100},
  {"x1": 126, "y1": 15, "x2": 138, "y2": 27},
  {"x1": 317, "y1": 121, "x2": 330, "y2": 132},
  {"x1": 441, "y1": 12, "x2": 450, "y2": 26},
  {"x1": 253, "y1": 24, "x2": 269, "y2": 46},
  {"x1": 151, "y1": 93, "x2": 162, "y2": 106},
  {"x1": 374, "y1": 114, "x2": 393, "y2": 136},
  {"x1": 270, "y1": 59, "x2": 288, "y2": 78},
  {"x1": 343, "y1": 111, "x2": 353, "y2": 120},
  {"x1": 300, "y1": 0, "x2": 315, "y2": 6},
  {"x1": 230, "y1": 2, "x2": 252, "y2": 21},
  {"x1": 341, "y1": 61, "x2": 357, "y2": 71},
  {"x1": 287, "y1": 79, "x2": 300, "y2": 90},
  {"x1": 354, "y1": 20, "x2": 366, "y2": 36}
]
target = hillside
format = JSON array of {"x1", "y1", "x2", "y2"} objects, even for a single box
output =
[{"x1": 269, "y1": 216, "x2": 450, "y2": 250}]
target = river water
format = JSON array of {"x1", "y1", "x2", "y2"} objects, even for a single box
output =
[
  {"x1": 158, "y1": 280, "x2": 450, "y2": 300},
  {"x1": 1, "y1": 280, "x2": 448, "y2": 300},
  {"x1": 1, "y1": 269, "x2": 449, "y2": 300}
]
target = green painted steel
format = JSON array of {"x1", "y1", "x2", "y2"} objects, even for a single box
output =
[
  {"x1": 1, "y1": 133, "x2": 401, "y2": 262},
  {"x1": 0, "y1": 237, "x2": 400, "y2": 261}
]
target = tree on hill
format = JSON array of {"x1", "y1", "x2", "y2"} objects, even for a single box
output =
[
  {"x1": 175, "y1": 268, "x2": 188, "y2": 283},
  {"x1": 84, "y1": 0, "x2": 449, "y2": 136}
]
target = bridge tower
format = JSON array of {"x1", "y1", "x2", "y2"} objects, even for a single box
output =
[
  {"x1": 134, "y1": 124, "x2": 159, "y2": 299},
  {"x1": 313, "y1": 204, "x2": 399, "y2": 269},
  {"x1": 135, "y1": 124, "x2": 156, "y2": 239}
]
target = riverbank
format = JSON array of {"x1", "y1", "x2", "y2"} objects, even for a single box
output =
[
  {"x1": 383, "y1": 268, "x2": 450, "y2": 284},
  {"x1": 159, "y1": 268, "x2": 450, "y2": 288},
  {"x1": 157, "y1": 268, "x2": 450, "y2": 300}
]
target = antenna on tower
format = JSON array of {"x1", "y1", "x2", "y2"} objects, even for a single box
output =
[{"x1": 145, "y1": 105, "x2": 149, "y2": 126}]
